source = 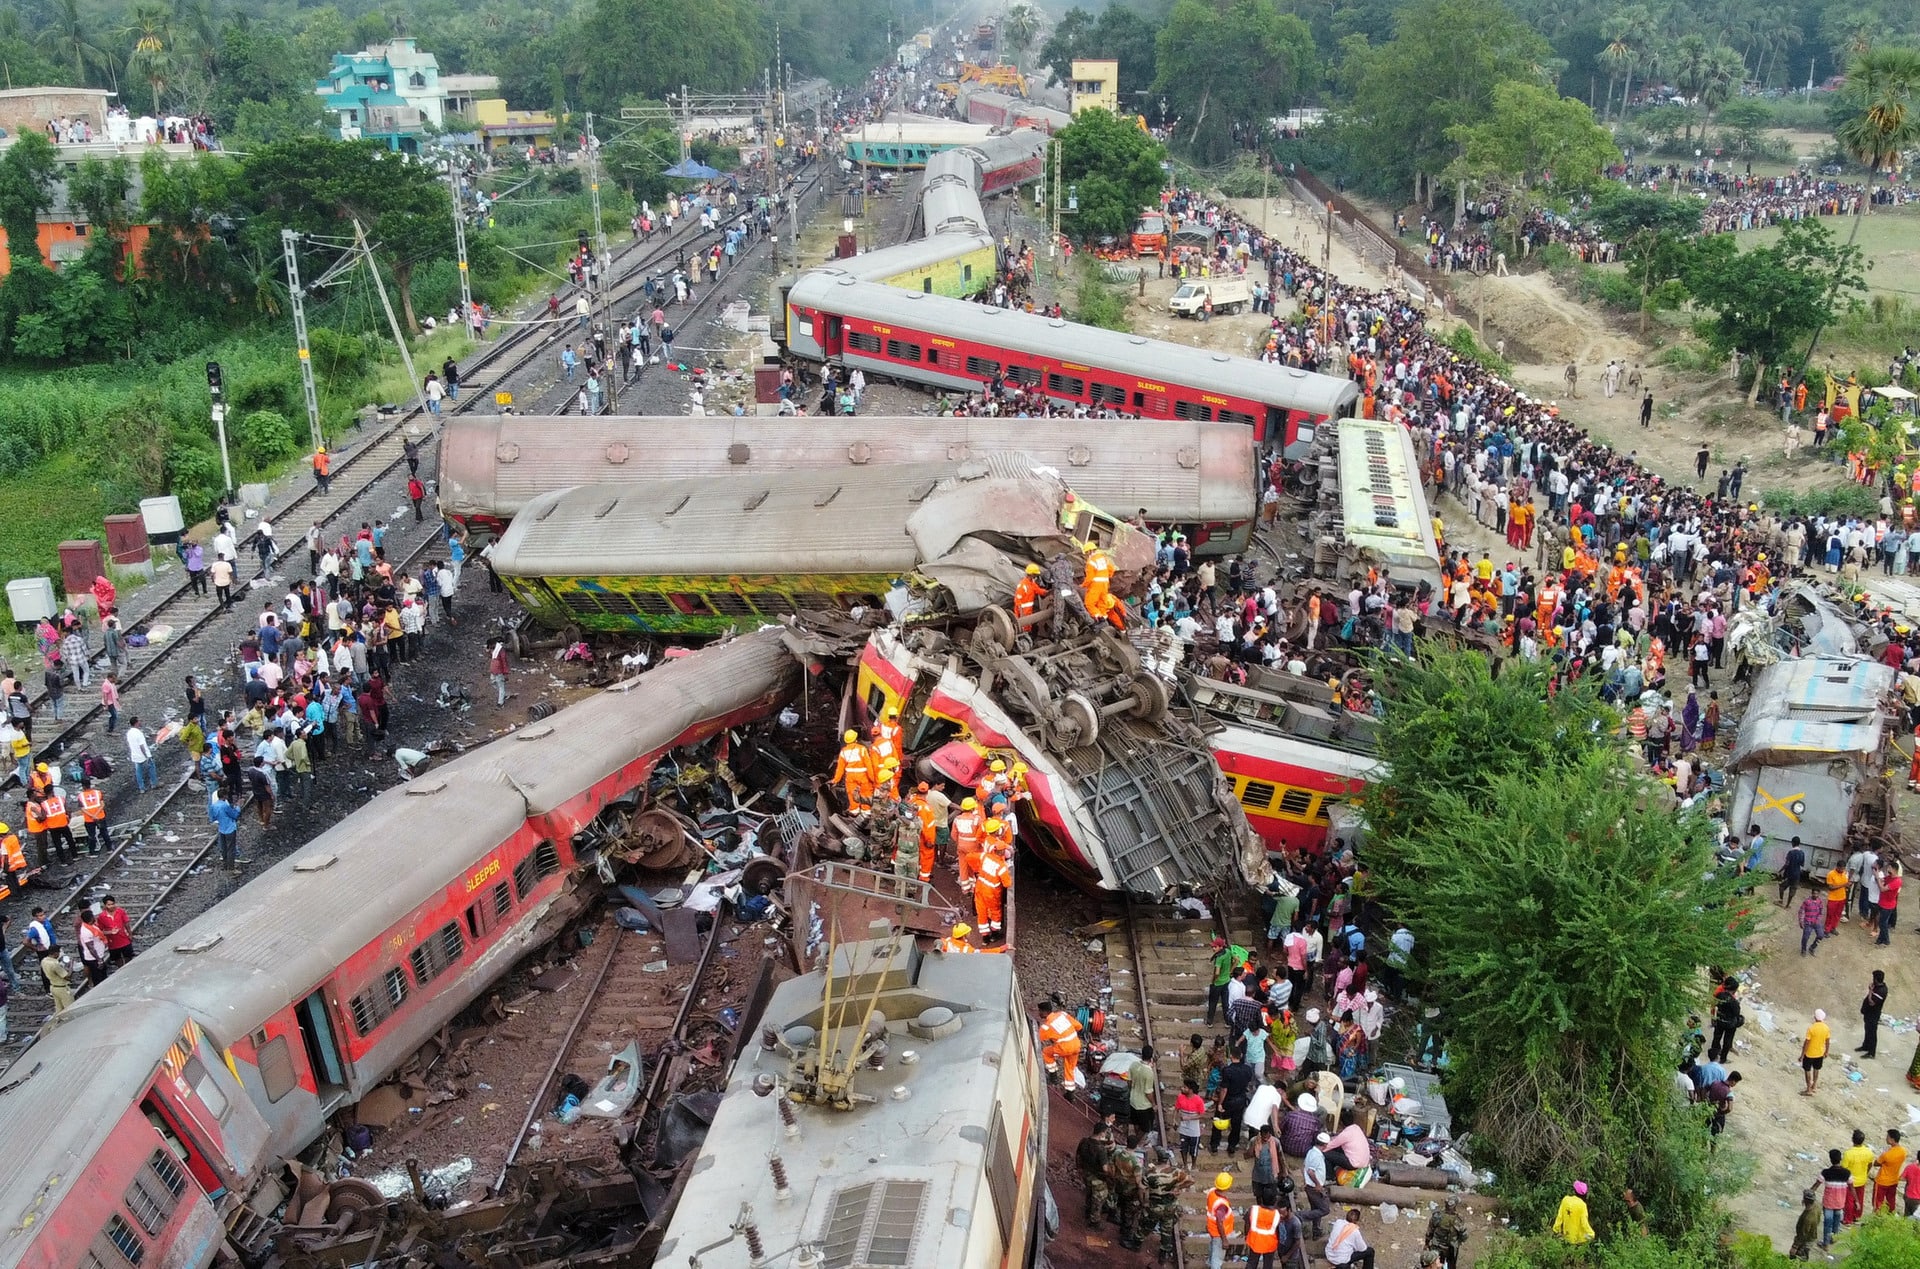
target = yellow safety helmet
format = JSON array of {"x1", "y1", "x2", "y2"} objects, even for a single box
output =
[
  {"x1": 985, "y1": 818, "x2": 1004, "y2": 831},
  {"x1": 1214, "y1": 1173, "x2": 1233, "y2": 1191},
  {"x1": 843, "y1": 730, "x2": 859, "y2": 743},
  {"x1": 1012, "y1": 761, "x2": 1028, "y2": 775},
  {"x1": 34, "y1": 763, "x2": 46, "y2": 773},
  {"x1": 1081, "y1": 540, "x2": 1098, "y2": 552},
  {"x1": 885, "y1": 705, "x2": 900, "y2": 718},
  {"x1": 880, "y1": 756, "x2": 899, "y2": 769},
  {"x1": 961, "y1": 796, "x2": 978, "y2": 810},
  {"x1": 952, "y1": 923, "x2": 972, "y2": 937},
  {"x1": 990, "y1": 759, "x2": 1007, "y2": 772},
  {"x1": 0, "y1": 823, "x2": 9, "y2": 834},
  {"x1": 1025, "y1": 563, "x2": 1042, "y2": 575}
]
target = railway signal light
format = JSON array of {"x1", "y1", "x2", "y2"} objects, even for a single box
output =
[{"x1": 206, "y1": 361, "x2": 223, "y2": 399}]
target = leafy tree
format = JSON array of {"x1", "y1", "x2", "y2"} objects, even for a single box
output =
[
  {"x1": 574, "y1": 0, "x2": 762, "y2": 114},
  {"x1": 123, "y1": 0, "x2": 175, "y2": 114},
  {"x1": 1337, "y1": 0, "x2": 1554, "y2": 204},
  {"x1": 1443, "y1": 81, "x2": 1614, "y2": 255},
  {"x1": 67, "y1": 156, "x2": 135, "y2": 239},
  {"x1": 36, "y1": 0, "x2": 112, "y2": 87},
  {"x1": 0, "y1": 129, "x2": 58, "y2": 266},
  {"x1": 1152, "y1": 0, "x2": 1316, "y2": 162},
  {"x1": 1589, "y1": 186, "x2": 1700, "y2": 335},
  {"x1": 1687, "y1": 218, "x2": 1867, "y2": 403},
  {"x1": 1050, "y1": 107, "x2": 1167, "y2": 243},
  {"x1": 1357, "y1": 646, "x2": 1749, "y2": 1236},
  {"x1": 1040, "y1": 5, "x2": 1158, "y2": 106},
  {"x1": 1597, "y1": 3, "x2": 1653, "y2": 121},
  {"x1": 1713, "y1": 96, "x2": 1774, "y2": 155},
  {"x1": 212, "y1": 25, "x2": 316, "y2": 135}
]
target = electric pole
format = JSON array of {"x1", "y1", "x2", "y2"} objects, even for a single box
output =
[
  {"x1": 352, "y1": 218, "x2": 429, "y2": 417},
  {"x1": 281, "y1": 229, "x2": 324, "y2": 454},
  {"x1": 446, "y1": 159, "x2": 474, "y2": 338}
]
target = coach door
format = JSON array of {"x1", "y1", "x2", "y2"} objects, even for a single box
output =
[{"x1": 294, "y1": 989, "x2": 349, "y2": 1103}]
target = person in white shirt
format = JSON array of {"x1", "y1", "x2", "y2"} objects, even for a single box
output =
[
  {"x1": 434, "y1": 564, "x2": 458, "y2": 626},
  {"x1": 1324, "y1": 1209, "x2": 1373, "y2": 1269},
  {"x1": 125, "y1": 718, "x2": 157, "y2": 792}
]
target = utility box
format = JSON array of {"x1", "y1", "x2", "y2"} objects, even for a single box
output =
[
  {"x1": 6, "y1": 576, "x2": 56, "y2": 628},
  {"x1": 103, "y1": 514, "x2": 149, "y2": 565},
  {"x1": 58, "y1": 539, "x2": 106, "y2": 596},
  {"x1": 139, "y1": 495, "x2": 186, "y2": 544}
]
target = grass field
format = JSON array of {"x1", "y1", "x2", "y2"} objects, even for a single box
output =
[{"x1": 1734, "y1": 203, "x2": 1920, "y2": 301}]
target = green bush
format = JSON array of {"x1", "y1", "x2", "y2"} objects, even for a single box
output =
[
  {"x1": 1761, "y1": 482, "x2": 1879, "y2": 519},
  {"x1": 307, "y1": 327, "x2": 372, "y2": 379},
  {"x1": 1444, "y1": 324, "x2": 1513, "y2": 377},
  {"x1": 549, "y1": 168, "x2": 583, "y2": 195},
  {"x1": 238, "y1": 409, "x2": 299, "y2": 466},
  {"x1": 164, "y1": 442, "x2": 224, "y2": 520}
]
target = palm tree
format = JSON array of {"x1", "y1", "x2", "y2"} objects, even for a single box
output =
[
  {"x1": 37, "y1": 0, "x2": 109, "y2": 86},
  {"x1": 1698, "y1": 44, "x2": 1746, "y2": 140},
  {"x1": 1599, "y1": 4, "x2": 1652, "y2": 120},
  {"x1": 1001, "y1": 3, "x2": 1039, "y2": 72},
  {"x1": 123, "y1": 0, "x2": 173, "y2": 114},
  {"x1": 1670, "y1": 33, "x2": 1711, "y2": 141},
  {"x1": 1835, "y1": 46, "x2": 1920, "y2": 222}
]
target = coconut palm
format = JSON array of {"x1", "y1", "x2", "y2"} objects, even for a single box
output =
[
  {"x1": 1001, "y1": 3, "x2": 1039, "y2": 72},
  {"x1": 1698, "y1": 45, "x2": 1746, "y2": 140},
  {"x1": 37, "y1": 0, "x2": 111, "y2": 87},
  {"x1": 124, "y1": 1, "x2": 173, "y2": 114},
  {"x1": 1835, "y1": 46, "x2": 1920, "y2": 224}
]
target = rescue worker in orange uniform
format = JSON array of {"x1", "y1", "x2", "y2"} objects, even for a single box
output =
[
  {"x1": 39, "y1": 787, "x2": 76, "y2": 864},
  {"x1": 1207, "y1": 1174, "x2": 1238, "y2": 1269},
  {"x1": 1081, "y1": 540, "x2": 1123, "y2": 629},
  {"x1": 76, "y1": 776, "x2": 106, "y2": 856},
  {"x1": 909, "y1": 784, "x2": 938, "y2": 882},
  {"x1": 976, "y1": 757, "x2": 1008, "y2": 807},
  {"x1": 1245, "y1": 1202, "x2": 1282, "y2": 1269},
  {"x1": 1039, "y1": 998, "x2": 1086, "y2": 1093},
  {"x1": 874, "y1": 755, "x2": 901, "y2": 802},
  {"x1": 831, "y1": 729, "x2": 874, "y2": 814},
  {"x1": 0, "y1": 822, "x2": 33, "y2": 900},
  {"x1": 22, "y1": 797, "x2": 47, "y2": 867},
  {"x1": 951, "y1": 796, "x2": 984, "y2": 887},
  {"x1": 869, "y1": 727, "x2": 902, "y2": 782},
  {"x1": 974, "y1": 823, "x2": 1010, "y2": 940},
  {"x1": 1013, "y1": 562, "x2": 1047, "y2": 620},
  {"x1": 871, "y1": 704, "x2": 903, "y2": 755},
  {"x1": 26, "y1": 762, "x2": 52, "y2": 801},
  {"x1": 942, "y1": 922, "x2": 980, "y2": 953}
]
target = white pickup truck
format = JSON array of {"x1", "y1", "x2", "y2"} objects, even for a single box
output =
[{"x1": 1167, "y1": 275, "x2": 1251, "y2": 318}]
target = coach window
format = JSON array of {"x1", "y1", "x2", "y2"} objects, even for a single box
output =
[
  {"x1": 706, "y1": 592, "x2": 759, "y2": 617},
  {"x1": 966, "y1": 354, "x2": 1000, "y2": 377},
  {"x1": 1174, "y1": 400, "x2": 1215, "y2": 421},
  {"x1": 1218, "y1": 408, "x2": 1255, "y2": 426},
  {"x1": 1239, "y1": 779, "x2": 1277, "y2": 811},
  {"x1": 963, "y1": 264, "x2": 974, "y2": 282},
  {"x1": 922, "y1": 277, "x2": 933, "y2": 293},
  {"x1": 1046, "y1": 372, "x2": 1085, "y2": 397},
  {"x1": 847, "y1": 331, "x2": 882, "y2": 354},
  {"x1": 409, "y1": 921, "x2": 465, "y2": 986},
  {"x1": 513, "y1": 840, "x2": 562, "y2": 902},
  {"x1": 1006, "y1": 365, "x2": 1040, "y2": 387},
  {"x1": 627, "y1": 591, "x2": 677, "y2": 616},
  {"x1": 669, "y1": 593, "x2": 715, "y2": 616},
  {"x1": 95, "y1": 1215, "x2": 147, "y2": 1266},
  {"x1": 1092, "y1": 383, "x2": 1127, "y2": 406},
  {"x1": 1278, "y1": 788, "x2": 1314, "y2": 818},
  {"x1": 884, "y1": 339, "x2": 923, "y2": 362},
  {"x1": 252, "y1": 1030, "x2": 298, "y2": 1103},
  {"x1": 926, "y1": 347, "x2": 941, "y2": 366}
]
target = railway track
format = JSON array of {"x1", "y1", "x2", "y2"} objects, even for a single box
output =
[
  {"x1": 0, "y1": 528, "x2": 450, "y2": 1043},
  {"x1": 0, "y1": 159, "x2": 828, "y2": 793},
  {"x1": 1105, "y1": 896, "x2": 1264, "y2": 1268}
]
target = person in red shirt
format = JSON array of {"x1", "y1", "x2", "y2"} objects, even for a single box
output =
[
  {"x1": 94, "y1": 895, "x2": 134, "y2": 966},
  {"x1": 407, "y1": 476, "x2": 427, "y2": 522}
]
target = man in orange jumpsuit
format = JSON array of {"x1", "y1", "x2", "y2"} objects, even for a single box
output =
[
  {"x1": 874, "y1": 756, "x2": 901, "y2": 802},
  {"x1": 909, "y1": 785, "x2": 937, "y2": 882},
  {"x1": 976, "y1": 757, "x2": 1008, "y2": 807},
  {"x1": 1040, "y1": 998, "x2": 1085, "y2": 1092},
  {"x1": 871, "y1": 704, "x2": 903, "y2": 757},
  {"x1": 942, "y1": 922, "x2": 980, "y2": 953},
  {"x1": 1013, "y1": 563, "x2": 1047, "y2": 620},
  {"x1": 1082, "y1": 541, "x2": 1124, "y2": 629},
  {"x1": 831, "y1": 729, "x2": 873, "y2": 814},
  {"x1": 974, "y1": 826, "x2": 1009, "y2": 940},
  {"x1": 951, "y1": 796, "x2": 984, "y2": 887}
]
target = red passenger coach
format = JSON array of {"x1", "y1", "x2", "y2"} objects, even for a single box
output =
[{"x1": 782, "y1": 273, "x2": 1358, "y2": 457}]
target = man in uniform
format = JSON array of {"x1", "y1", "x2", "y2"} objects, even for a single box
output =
[
  {"x1": 871, "y1": 704, "x2": 903, "y2": 756},
  {"x1": 889, "y1": 800, "x2": 921, "y2": 881},
  {"x1": 1144, "y1": 1148, "x2": 1189, "y2": 1265},
  {"x1": 874, "y1": 755, "x2": 901, "y2": 803},
  {"x1": 831, "y1": 729, "x2": 874, "y2": 814},
  {"x1": 907, "y1": 784, "x2": 938, "y2": 881},
  {"x1": 974, "y1": 828, "x2": 1009, "y2": 941},
  {"x1": 1042, "y1": 550, "x2": 1093, "y2": 637},
  {"x1": 1108, "y1": 1132, "x2": 1149, "y2": 1250},
  {"x1": 1423, "y1": 1195, "x2": 1467, "y2": 1269},
  {"x1": 951, "y1": 797, "x2": 985, "y2": 888},
  {"x1": 38, "y1": 787, "x2": 75, "y2": 866},
  {"x1": 869, "y1": 719, "x2": 902, "y2": 778},
  {"x1": 1078, "y1": 1122, "x2": 1117, "y2": 1228},
  {"x1": 1014, "y1": 562, "x2": 1047, "y2": 621},
  {"x1": 941, "y1": 923, "x2": 979, "y2": 953},
  {"x1": 1082, "y1": 539, "x2": 1123, "y2": 628},
  {"x1": 1206, "y1": 1172, "x2": 1237, "y2": 1269},
  {"x1": 976, "y1": 758, "x2": 1009, "y2": 808},
  {"x1": 1040, "y1": 997, "x2": 1085, "y2": 1093},
  {"x1": 76, "y1": 777, "x2": 107, "y2": 856}
]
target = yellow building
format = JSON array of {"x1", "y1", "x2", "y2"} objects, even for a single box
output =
[
  {"x1": 472, "y1": 98, "x2": 558, "y2": 153},
  {"x1": 1069, "y1": 59, "x2": 1119, "y2": 115}
]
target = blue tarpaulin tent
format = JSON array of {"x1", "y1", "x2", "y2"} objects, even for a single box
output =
[{"x1": 662, "y1": 159, "x2": 722, "y2": 178}]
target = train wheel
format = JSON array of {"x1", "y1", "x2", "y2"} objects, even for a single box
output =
[
  {"x1": 991, "y1": 655, "x2": 1052, "y2": 720},
  {"x1": 323, "y1": 1178, "x2": 388, "y2": 1233},
  {"x1": 970, "y1": 606, "x2": 1016, "y2": 659},
  {"x1": 1046, "y1": 692, "x2": 1101, "y2": 752},
  {"x1": 1127, "y1": 674, "x2": 1170, "y2": 724},
  {"x1": 1093, "y1": 633, "x2": 1141, "y2": 678}
]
